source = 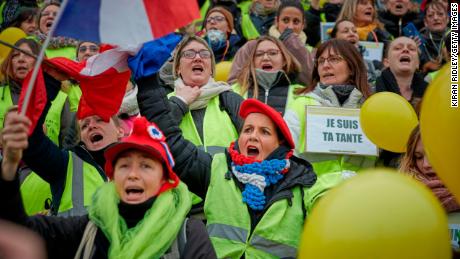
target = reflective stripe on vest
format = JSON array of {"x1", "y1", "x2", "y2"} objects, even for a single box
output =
[
  {"x1": 0, "y1": 86, "x2": 66, "y2": 146},
  {"x1": 205, "y1": 154, "x2": 304, "y2": 258},
  {"x1": 58, "y1": 152, "x2": 105, "y2": 217},
  {"x1": 207, "y1": 223, "x2": 297, "y2": 258},
  {"x1": 168, "y1": 93, "x2": 237, "y2": 155},
  {"x1": 197, "y1": 145, "x2": 226, "y2": 157}
]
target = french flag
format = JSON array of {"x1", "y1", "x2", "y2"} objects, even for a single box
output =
[
  {"x1": 19, "y1": 49, "x2": 133, "y2": 134},
  {"x1": 55, "y1": 0, "x2": 200, "y2": 46}
]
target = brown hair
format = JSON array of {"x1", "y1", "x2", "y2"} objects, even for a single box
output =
[
  {"x1": 330, "y1": 19, "x2": 354, "y2": 38},
  {"x1": 295, "y1": 39, "x2": 370, "y2": 97},
  {"x1": 399, "y1": 125, "x2": 428, "y2": 180},
  {"x1": 0, "y1": 38, "x2": 41, "y2": 83},
  {"x1": 236, "y1": 35, "x2": 301, "y2": 98}
]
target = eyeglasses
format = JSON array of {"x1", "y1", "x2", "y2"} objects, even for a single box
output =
[
  {"x1": 206, "y1": 16, "x2": 226, "y2": 23},
  {"x1": 316, "y1": 55, "x2": 344, "y2": 66},
  {"x1": 78, "y1": 45, "x2": 99, "y2": 53},
  {"x1": 254, "y1": 49, "x2": 280, "y2": 58},
  {"x1": 181, "y1": 49, "x2": 212, "y2": 59}
]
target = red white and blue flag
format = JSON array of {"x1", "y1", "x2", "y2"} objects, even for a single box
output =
[{"x1": 55, "y1": 0, "x2": 200, "y2": 46}]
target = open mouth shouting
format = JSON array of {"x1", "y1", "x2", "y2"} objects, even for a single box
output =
[
  {"x1": 398, "y1": 55, "x2": 412, "y2": 66},
  {"x1": 364, "y1": 10, "x2": 373, "y2": 19},
  {"x1": 261, "y1": 63, "x2": 274, "y2": 71},
  {"x1": 124, "y1": 185, "x2": 145, "y2": 202},
  {"x1": 247, "y1": 145, "x2": 260, "y2": 158},
  {"x1": 87, "y1": 131, "x2": 106, "y2": 150},
  {"x1": 191, "y1": 64, "x2": 204, "y2": 74}
]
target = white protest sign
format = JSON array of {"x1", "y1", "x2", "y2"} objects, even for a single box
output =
[
  {"x1": 320, "y1": 22, "x2": 335, "y2": 42},
  {"x1": 305, "y1": 106, "x2": 378, "y2": 156},
  {"x1": 359, "y1": 41, "x2": 384, "y2": 62}
]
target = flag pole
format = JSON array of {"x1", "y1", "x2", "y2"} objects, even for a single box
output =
[
  {"x1": 0, "y1": 40, "x2": 38, "y2": 59},
  {"x1": 20, "y1": 0, "x2": 69, "y2": 116}
]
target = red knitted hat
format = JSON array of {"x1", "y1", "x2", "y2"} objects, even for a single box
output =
[
  {"x1": 104, "y1": 117, "x2": 179, "y2": 194},
  {"x1": 239, "y1": 99, "x2": 295, "y2": 149}
]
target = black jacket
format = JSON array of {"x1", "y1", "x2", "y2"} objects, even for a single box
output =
[
  {"x1": 376, "y1": 68, "x2": 428, "y2": 107},
  {"x1": 0, "y1": 177, "x2": 216, "y2": 259},
  {"x1": 21, "y1": 74, "x2": 106, "y2": 215},
  {"x1": 136, "y1": 74, "x2": 317, "y2": 232},
  {"x1": 377, "y1": 10, "x2": 424, "y2": 38},
  {"x1": 245, "y1": 72, "x2": 294, "y2": 116}
]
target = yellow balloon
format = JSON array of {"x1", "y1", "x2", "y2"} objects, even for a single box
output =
[
  {"x1": 0, "y1": 27, "x2": 27, "y2": 60},
  {"x1": 214, "y1": 61, "x2": 232, "y2": 82},
  {"x1": 360, "y1": 92, "x2": 418, "y2": 152},
  {"x1": 299, "y1": 169, "x2": 451, "y2": 259},
  {"x1": 420, "y1": 64, "x2": 460, "y2": 201}
]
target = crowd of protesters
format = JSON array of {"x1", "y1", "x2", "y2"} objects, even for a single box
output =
[{"x1": 0, "y1": 0, "x2": 455, "y2": 258}]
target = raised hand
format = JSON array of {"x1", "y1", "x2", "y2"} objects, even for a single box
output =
[{"x1": 1, "y1": 109, "x2": 31, "y2": 181}]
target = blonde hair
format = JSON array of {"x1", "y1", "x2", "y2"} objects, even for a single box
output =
[
  {"x1": 336, "y1": 0, "x2": 384, "y2": 29},
  {"x1": 236, "y1": 36, "x2": 301, "y2": 98}
]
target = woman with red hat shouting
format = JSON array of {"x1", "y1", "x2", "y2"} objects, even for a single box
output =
[
  {"x1": 136, "y1": 74, "x2": 337, "y2": 258},
  {"x1": 0, "y1": 114, "x2": 216, "y2": 258}
]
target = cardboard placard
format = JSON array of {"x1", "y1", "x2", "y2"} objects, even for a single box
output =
[
  {"x1": 359, "y1": 41, "x2": 384, "y2": 62},
  {"x1": 305, "y1": 106, "x2": 378, "y2": 156},
  {"x1": 320, "y1": 22, "x2": 335, "y2": 42}
]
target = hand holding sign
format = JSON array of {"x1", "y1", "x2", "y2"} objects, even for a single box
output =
[
  {"x1": 360, "y1": 92, "x2": 418, "y2": 153},
  {"x1": 298, "y1": 169, "x2": 451, "y2": 259}
]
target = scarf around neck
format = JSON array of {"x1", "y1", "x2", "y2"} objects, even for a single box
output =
[
  {"x1": 311, "y1": 83, "x2": 363, "y2": 108},
  {"x1": 268, "y1": 25, "x2": 308, "y2": 45},
  {"x1": 174, "y1": 77, "x2": 231, "y2": 110},
  {"x1": 356, "y1": 23, "x2": 378, "y2": 41},
  {"x1": 228, "y1": 142, "x2": 292, "y2": 211},
  {"x1": 88, "y1": 182, "x2": 191, "y2": 259}
]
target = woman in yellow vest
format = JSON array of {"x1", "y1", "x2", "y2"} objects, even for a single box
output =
[
  {"x1": 167, "y1": 35, "x2": 243, "y2": 156},
  {"x1": 241, "y1": 0, "x2": 280, "y2": 39},
  {"x1": 233, "y1": 35, "x2": 302, "y2": 115},
  {"x1": 0, "y1": 114, "x2": 216, "y2": 258},
  {"x1": 137, "y1": 67, "x2": 347, "y2": 257},
  {"x1": 0, "y1": 38, "x2": 72, "y2": 147},
  {"x1": 284, "y1": 39, "x2": 376, "y2": 176}
]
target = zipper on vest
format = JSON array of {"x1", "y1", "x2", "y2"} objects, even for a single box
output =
[{"x1": 264, "y1": 89, "x2": 269, "y2": 104}]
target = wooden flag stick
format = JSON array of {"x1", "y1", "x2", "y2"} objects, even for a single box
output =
[{"x1": 20, "y1": 0, "x2": 69, "y2": 116}]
